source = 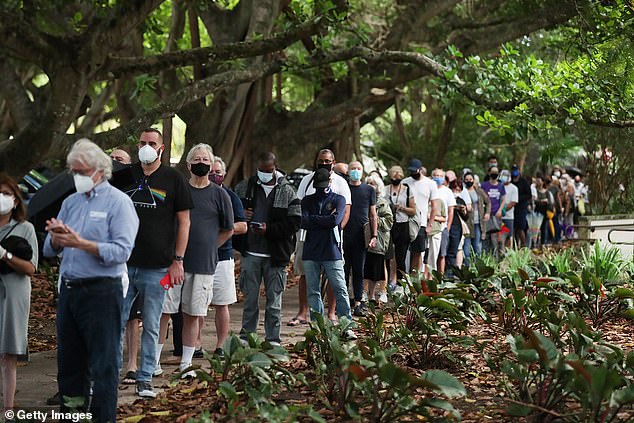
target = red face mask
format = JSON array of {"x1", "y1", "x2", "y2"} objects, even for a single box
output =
[{"x1": 210, "y1": 173, "x2": 224, "y2": 186}]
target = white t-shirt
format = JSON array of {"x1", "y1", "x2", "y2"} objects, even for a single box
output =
[
  {"x1": 401, "y1": 176, "x2": 440, "y2": 226},
  {"x1": 459, "y1": 188, "x2": 472, "y2": 205},
  {"x1": 438, "y1": 185, "x2": 456, "y2": 231},
  {"x1": 297, "y1": 171, "x2": 352, "y2": 203},
  {"x1": 504, "y1": 183, "x2": 518, "y2": 220},
  {"x1": 296, "y1": 171, "x2": 351, "y2": 243}
]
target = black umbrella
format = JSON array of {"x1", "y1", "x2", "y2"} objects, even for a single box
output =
[
  {"x1": 565, "y1": 166, "x2": 583, "y2": 177},
  {"x1": 28, "y1": 161, "x2": 135, "y2": 233}
]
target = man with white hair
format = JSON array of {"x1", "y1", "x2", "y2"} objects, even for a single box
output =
[
  {"x1": 176, "y1": 144, "x2": 234, "y2": 377},
  {"x1": 210, "y1": 156, "x2": 247, "y2": 354},
  {"x1": 44, "y1": 139, "x2": 139, "y2": 421}
]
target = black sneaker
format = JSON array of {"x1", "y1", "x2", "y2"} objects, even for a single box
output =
[
  {"x1": 136, "y1": 381, "x2": 157, "y2": 398},
  {"x1": 353, "y1": 303, "x2": 367, "y2": 317},
  {"x1": 213, "y1": 348, "x2": 225, "y2": 358},
  {"x1": 193, "y1": 347, "x2": 204, "y2": 359},
  {"x1": 46, "y1": 391, "x2": 61, "y2": 405}
]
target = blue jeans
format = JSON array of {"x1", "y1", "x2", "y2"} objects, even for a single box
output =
[
  {"x1": 57, "y1": 277, "x2": 122, "y2": 422},
  {"x1": 304, "y1": 259, "x2": 351, "y2": 320},
  {"x1": 463, "y1": 223, "x2": 482, "y2": 267},
  {"x1": 239, "y1": 254, "x2": 286, "y2": 343},
  {"x1": 121, "y1": 267, "x2": 167, "y2": 383}
]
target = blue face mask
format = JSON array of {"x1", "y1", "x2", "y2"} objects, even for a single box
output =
[
  {"x1": 433, "y1": 177, "x2": 444, "y2": 186},
  {"x1": 257, "y1": 170, "x2": 274, "y2": 184},
  {"x1": 349, "y1": 169, "x2": 362, "y2": 182},
  {"x1": 500, "y1": 176, "x2": 509, "y2": 184}
]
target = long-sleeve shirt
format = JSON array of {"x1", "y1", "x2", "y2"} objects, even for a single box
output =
[
  {"x1": 43, "y1": 180, "x2": 139, "y2": 279},
  {"x1": 301, "y1": 191, "x2": 346, "y2": 261}
]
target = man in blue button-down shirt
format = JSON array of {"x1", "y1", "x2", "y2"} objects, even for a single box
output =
[{"x1": 44, "y1": 139, "x2": 139, "y2": 423}]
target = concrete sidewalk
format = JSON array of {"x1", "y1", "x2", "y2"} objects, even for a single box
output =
[{"x1": 13, "y1": 284, "x2": 308, "y2": 410}]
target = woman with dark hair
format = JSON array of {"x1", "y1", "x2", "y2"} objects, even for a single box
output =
[{"x1": 0, "y1": 173, "x2": 38, "y2": 412}]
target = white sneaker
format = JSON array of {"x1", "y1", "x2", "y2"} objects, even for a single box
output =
[
  {"x1": 179, "y1": 363, "x2": 196, "y2": 379},
  {"x1": 343, "y1": 329, "x2": 358, "y2": 340},
  {"x1": 153, "y1": 364, "x2": 163, "y2": 377},
  {"x1": 361, "y1": 291, "x2": 368, "y2": 303},
  {"x1": 377, "y1": 292, "x2": 388, "y2": 304},
  {"x1": 393, "y1": 285, "x2": 405, "y2": 296},
  {"x1": 269, "y1": 341, "x2": 281, "y2": 347},
  {"x1": 136, "y1": 381, "x2": 157, "y2": 398}
]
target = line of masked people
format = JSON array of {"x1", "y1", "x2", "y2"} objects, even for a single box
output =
[{"x1": 1, "y1": 133, "x2": 296, "y2": 421}]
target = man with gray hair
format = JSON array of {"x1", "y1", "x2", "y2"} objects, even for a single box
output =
[{"x1": 44, "y1": 139, "x2": 139, "y2": 421}]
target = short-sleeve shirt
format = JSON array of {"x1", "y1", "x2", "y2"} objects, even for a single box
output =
[
  {"x1": 125, "y1": 163, "x2": 194, "y2": 268},
  {"x1": 184, "y1": 184, "x2": 234, "y2": 274},
  {"x1": 297, "y1": 171, "x2": 351, "y2": 204},
  {"x1": 503, "y1": 183, "x2": 519, "y2": 220},
  {"x1": 345, "y1": 183, "x2": 376, "y2": 235},
  {"x1": 481, "y1": 181, "x2": 506, "y2": 215},
  {"x1": 218, "y1": 186, "x2": 246, "y2": 261},
  {"x1": 401, "y1": 176, "x2": 440, "y2": 226},
  {"x1": 438, "y1": 185, "x2": 456, "y2": 230}
]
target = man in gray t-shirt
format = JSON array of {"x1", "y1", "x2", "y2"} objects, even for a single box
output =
[{"x1": 177, "y1": 144, "x2": 234, "y2": 378}]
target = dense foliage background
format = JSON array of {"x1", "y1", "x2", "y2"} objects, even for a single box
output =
[{"x1": 1, "y1": 0, "x2": 633, "y2": 212}]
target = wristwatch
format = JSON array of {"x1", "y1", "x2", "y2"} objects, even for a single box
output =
[
  {"x1": 5, "y1": 252, "x2": 13, "y2": 261},
  {"x1": 174, "y1": 255, "x2": 184, "y2": 262}
]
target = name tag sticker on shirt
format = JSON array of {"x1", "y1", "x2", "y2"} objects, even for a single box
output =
[{"x1": 89, "y1": 211, "x2": 108, "y2": 219}]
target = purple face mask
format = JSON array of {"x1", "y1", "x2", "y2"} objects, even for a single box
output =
[{"x1": 210, "y1": 173, "x2": 224, "y2": 186}]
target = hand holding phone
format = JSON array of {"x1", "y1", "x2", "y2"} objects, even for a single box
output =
[{"x1": 160, "y1": 274, "x2": 173, "y2": 290}]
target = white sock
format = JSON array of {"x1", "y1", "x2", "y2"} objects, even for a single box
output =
[
  {"x1": 181, "y1": 345, "x2": 195, "y2": 367},
  {"x1": 155, "y1": 343, "x2": 164, "y2": 367}
]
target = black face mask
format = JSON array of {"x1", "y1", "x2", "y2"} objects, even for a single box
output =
[
  {"x1": 335, "y1": 171, "x2": 349, "y2": 181},
  {"x1": 410, "y1": 172, "x2": 421, "y2": 180},
  {"x1": 489, "y1": 173, "x2": 499, "y2": 180},
  {"x1": 317, "y1": 163, "x2": 333, "y2": 172},
  {"x1": 390, "y1": 178, "x2": 402, "y2": 186},
  {"x1": 190, "y1": 162, "x2": 211, "y2": 177},
  {"x1": 464, "y1": 181, "x2": 474, "y2": 188}
]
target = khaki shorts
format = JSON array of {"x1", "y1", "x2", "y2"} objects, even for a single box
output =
[
  {"x1": 211, "y1": 259, "x2": 238, "y2": 306},
  {"x1": 181, "y1": 272, "x2": 214, "y2": 316},
  {"x1": 293, "y1": 236, "x2": 305, "y2": 276},
  {"x1": 162, "y1": 283, "x2": 183, "y2": 314}
]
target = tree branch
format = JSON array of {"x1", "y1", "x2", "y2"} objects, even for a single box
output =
[
  {"x1": 101, "y1": 18, "x2": 324, "y2": 78},
  {"x1": 0, "y1": 58, "x2": 34, "y2": 131},
  {"x1": 583, "y1": 116, "x2": 634, "y2": 128}
]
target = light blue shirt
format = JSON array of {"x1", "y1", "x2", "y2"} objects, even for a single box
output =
[{"x1": 43, "y1": 180, "x2": 139, "y2": 279}]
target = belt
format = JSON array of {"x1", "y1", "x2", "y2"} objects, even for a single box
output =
[{"x1": 62, "y1": 276, "x2": 120, "y2": 287}]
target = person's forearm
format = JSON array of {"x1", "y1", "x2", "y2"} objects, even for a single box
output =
[
  {"x1": 175, "y1": 213, "x2": 190, "y2": 257},
  {"x1": 341, "y1": 204, "x2": 351, "y2": 228},
  {"x1": 218, "y1": 229, "x2": 234, "y2": 246}
]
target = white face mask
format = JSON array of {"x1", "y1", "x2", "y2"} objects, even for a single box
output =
[
  {"x1": 138, "y1": 144, "x2": 159, "y2": 164},
  {"x1": 0, "y1": 193, "x2": 14, "y2": 215},
  {"x1": 257, "y1": 170, "x2": 274, "y2": 184},
  {"x1": 74, "y1": 171, "x2": 98, "y2": 194}
]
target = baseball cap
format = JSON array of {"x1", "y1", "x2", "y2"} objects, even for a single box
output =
[{"x1": 407, "y1": 159, "x2": 422, "y2": 172}]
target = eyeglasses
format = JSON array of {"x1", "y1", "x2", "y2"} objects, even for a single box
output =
[{"x1": 68, "y1": 168, "x2": 95, "y2": 177}]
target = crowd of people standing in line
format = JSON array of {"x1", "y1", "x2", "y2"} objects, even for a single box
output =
[{"x1": 0, "y1": 131, "x2": 591, "y2": 421}]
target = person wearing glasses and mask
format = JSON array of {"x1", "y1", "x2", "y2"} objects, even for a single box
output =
[
  {"x1": 288, "y1": 149, "x2": 352, "y2": 326},
  {"x1": 43, "y1": 139, "x2": 138, "y2": 421},
  {"x1": 233, "y1": 152, "x2": 301, "y2": 345}
]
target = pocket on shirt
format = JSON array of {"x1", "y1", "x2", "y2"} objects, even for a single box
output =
[{"x1": 84, "y1": 212, "x2": 110, "y2": 241}]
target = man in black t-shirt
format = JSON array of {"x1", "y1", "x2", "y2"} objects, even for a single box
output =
[
  {"x1": 121, "y1": 128, "x2": 193, "y2": 398},
  {"x1": 344, "y1": 161, "x2": 377, "y2": 317}
]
